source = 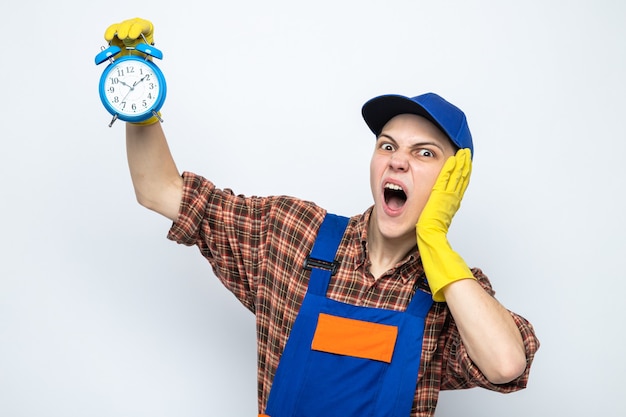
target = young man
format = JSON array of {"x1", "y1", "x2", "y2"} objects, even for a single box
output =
[{"x1": 104, "y1": 18, "x2": 539, "y2": 417}]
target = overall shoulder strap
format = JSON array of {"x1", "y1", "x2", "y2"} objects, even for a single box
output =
[{"x1": 304, "y1": 213, "x2": 350, "y2": 295}]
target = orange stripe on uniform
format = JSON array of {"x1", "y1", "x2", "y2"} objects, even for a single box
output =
[{"x1": 311, "y1": 313, "x2": 398, "y2": 363}]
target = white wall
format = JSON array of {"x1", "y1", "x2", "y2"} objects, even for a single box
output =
[{"x1": 1, "y1": 0, "x2": 625, "y2": 416}]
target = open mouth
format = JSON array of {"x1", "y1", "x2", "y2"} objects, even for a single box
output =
[{"x1": 384, "y1": 183, "x2": 407, "y2": 210}]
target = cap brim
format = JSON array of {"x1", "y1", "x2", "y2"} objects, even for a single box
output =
[{"x1": 362, "y1": 94, "x2": 439, "y2": 136}]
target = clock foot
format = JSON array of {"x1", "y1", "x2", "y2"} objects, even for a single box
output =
[{"x1": 108, "y1": 114, "x2": 119, "y2": 128}]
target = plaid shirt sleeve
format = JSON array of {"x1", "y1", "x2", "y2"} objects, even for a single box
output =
[
  {"x1": 438, "y1": 268, "x2": 540, "y2": 392},
  {"x1": 166, "y1": 172, "x2": 325, "y2": 313},
  {"x1": 166, "y1": 172, "x2": 330, "y2": 411},
  {"x1": 167, "y1": 172, "x2": 256, "y2": 311}
]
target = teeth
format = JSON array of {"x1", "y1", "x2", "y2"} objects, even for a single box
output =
[{"x1": 385, "y1": 183, "x2": 403, "y2": 191}]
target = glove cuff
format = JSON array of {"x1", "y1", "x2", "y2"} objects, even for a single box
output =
[
  {"x1": 130, "y1": 112, "x2": 161, "y2": 126},
  {"x1": 417, "y1": 231, "x2": 475, "y2": 302}
]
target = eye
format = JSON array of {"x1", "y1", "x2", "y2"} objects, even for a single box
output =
[
  {"x1": 416, "y1": 149, "x2": 435, "y2": 158},
  {"x1": 379, "y1": 142, "x2": 395, "y2": 152}
]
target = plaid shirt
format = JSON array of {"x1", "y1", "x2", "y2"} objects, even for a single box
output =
[{"x1": 168, "y1": 172, "x2": 539, "y2": 417}]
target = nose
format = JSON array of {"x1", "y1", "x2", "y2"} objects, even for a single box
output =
[{"x1": 389, "y1": 151, "x2": 409, "y2": 171}]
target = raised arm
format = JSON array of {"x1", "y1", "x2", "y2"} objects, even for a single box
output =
[
  {"x1": 103, "y1": 18, "x2": 183, "y2": 221},
  {"x1": 416, "y1": 149, "x2": 528, "y2": 384},
  {"x1": 126, "y1": 122, "x2": 183, "y2": 222}
]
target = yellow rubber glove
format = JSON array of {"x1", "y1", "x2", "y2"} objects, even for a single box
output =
[
  {"x1": 104, "y1": 18, "x2": 160, "y2": 125},
  {"x1": 416, "y1": 148, "x2": 475, "y2": 302},
  {"x1": 104, "y1": 17, "x2": 154, "y2": 56}
]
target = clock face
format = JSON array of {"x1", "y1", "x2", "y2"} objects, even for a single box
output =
[{"x1": 99, "y1": 57, "x2": 165, "y2": 120}]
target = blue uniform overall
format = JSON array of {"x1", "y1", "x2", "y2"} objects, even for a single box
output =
[{"x1": 261, "y1": 214, "x2": 433, "y2": 417}]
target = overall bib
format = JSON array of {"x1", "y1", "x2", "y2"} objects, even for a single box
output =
[{"x1": 261, "y1": 214, "x2": 433, "y2": 417}]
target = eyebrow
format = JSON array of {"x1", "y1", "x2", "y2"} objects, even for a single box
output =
[{"x1": 377, "y1": 134, "x2": 446, "y2": 153}]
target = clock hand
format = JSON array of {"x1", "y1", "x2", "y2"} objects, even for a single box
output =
[
  {"x1": 119, "y1": 82, "x2": 137, "y2": 104},
  {"x1": 132, "y1": 74, "x2": 149, "y2": 87},
  {"x1": 118, "y1": 74, "x2": 150, "y2": 108},
  {"x1": 120, "y1": 89, "x2": 133, "y2": 104}
]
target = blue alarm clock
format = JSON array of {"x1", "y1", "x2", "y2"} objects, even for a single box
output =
[{"x1": 95, "y1": 42, "x2": 167, "y2": 126}]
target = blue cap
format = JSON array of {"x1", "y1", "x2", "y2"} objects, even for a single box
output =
[{"x1": 361, "y1": 93, "x2": 474, "y2": 156}]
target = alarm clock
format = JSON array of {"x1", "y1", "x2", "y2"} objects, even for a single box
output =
[{"x1": 95, "y1": 42, "x2": 167, "y2": 126}]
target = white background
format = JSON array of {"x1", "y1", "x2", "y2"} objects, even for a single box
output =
[{"x1": 1, "y1": 0, "x2": 625, "y2": 416}]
